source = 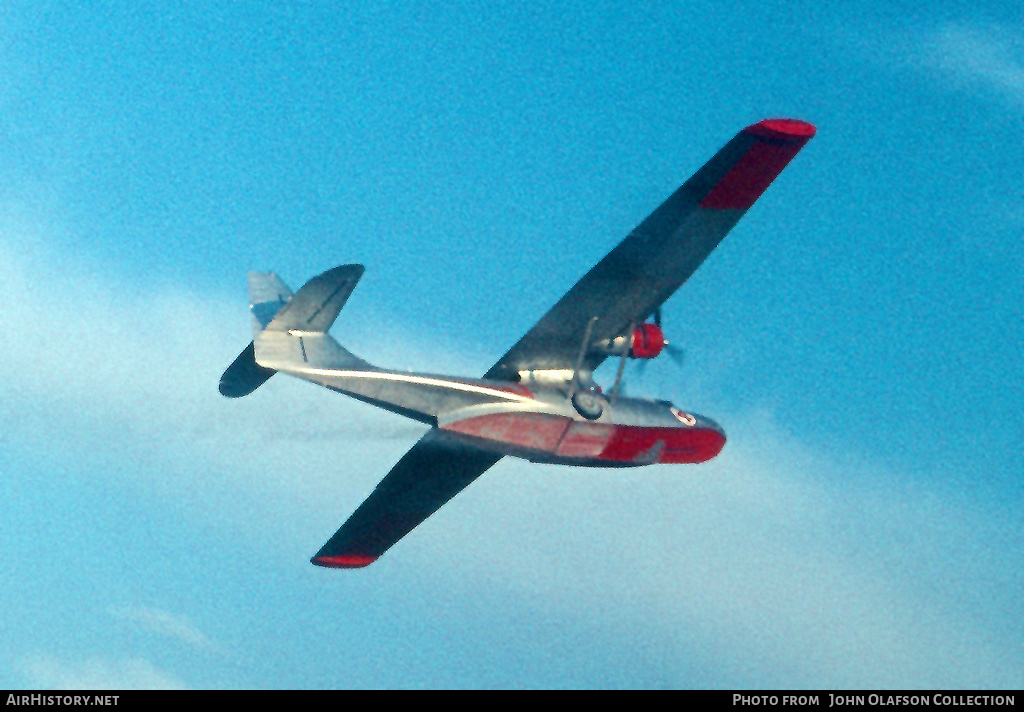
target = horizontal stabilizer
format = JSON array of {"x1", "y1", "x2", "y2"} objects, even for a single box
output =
[
  {"x1": 219, "y1": 341, "x2": 276, "y2": 398},
  {"x1": 265, "y1": 264, "x2": 364, "y2": 334},
  {"x1": 254, "y1": 330, "x2": 370, "y2": 372}
]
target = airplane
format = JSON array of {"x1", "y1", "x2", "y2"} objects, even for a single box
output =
[{"x1": 219, "y1": 118, "x2": 816, "y2": 568}]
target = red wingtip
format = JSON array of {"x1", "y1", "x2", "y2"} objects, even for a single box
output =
[
  {"x1": 744, "y1": 118, "x2": 817, "y2": 141},
  {"x1": 311, "y1": 554, "x2": 377, "y2": 569},
  {"x1": 699, "y1": 119, "x2": 816, "y2": 210}
]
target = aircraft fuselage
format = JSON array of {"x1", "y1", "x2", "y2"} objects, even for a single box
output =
[
  {"x1": 440, "y1": 393, "x2": 726, "y2": 466},
  {"x1": 287, "y1": 358, "x2": 726, "y2": 466}
]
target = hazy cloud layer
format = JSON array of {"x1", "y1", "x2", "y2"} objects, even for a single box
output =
[
  {"x1": 3, "y1": 225, "x2": 1019, "y2": 689},
  {"x1": 108, "y1": 606, "x2": 220, "y2": 655},
  {"x1": 921, "y1": 22, "x2": 1024, "y2": 107},
  {"x1": 16, "y1": 655, "x2": 186, "y2": 691}
]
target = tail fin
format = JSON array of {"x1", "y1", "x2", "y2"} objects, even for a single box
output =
[
  {"x1": 219, "y1": 265, "x2": 366, "y2": 398},
  {"x1": 262, "y1": 264, "x2": 363, "y2": 333},
  {"x1": 253, "y1": 264, "x2": 369, "y2": 372}
]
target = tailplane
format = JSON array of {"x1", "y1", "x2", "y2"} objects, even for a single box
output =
[
  {"x1": 219, "y1": 341, "x2": 276, "y2": 398},
  {"x1": 219, "y1": 265, "x2": 365, "y2": 397}
]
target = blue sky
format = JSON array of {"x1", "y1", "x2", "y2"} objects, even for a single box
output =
[{"x1": 0, "y1": 0, "x2": 1021, "y2": 689}]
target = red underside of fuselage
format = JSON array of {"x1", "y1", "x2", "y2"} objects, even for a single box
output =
[{"x1": 441, "y1": 412, "x2": 725, "y2": 465}]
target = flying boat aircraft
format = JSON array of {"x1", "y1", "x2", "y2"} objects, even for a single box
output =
[{"x1": 219, "y1": 118, "x2": 816, "y2": 567}]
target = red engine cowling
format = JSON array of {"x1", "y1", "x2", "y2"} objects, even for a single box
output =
[{"x1": 630, "y1": 323, "x2": 665, "y2": 359}]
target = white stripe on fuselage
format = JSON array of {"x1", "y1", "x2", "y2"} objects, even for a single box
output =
[{"x1": 293, "y1": 368, "x2": 535, "y2": 402}]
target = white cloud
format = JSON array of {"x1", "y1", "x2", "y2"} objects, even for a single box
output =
[
  {"x1": 917, "y1": 21, "x2": 1024, "y2": 108},
  {"x1": 17, "y1": 654, "x2": 186, "y2": 691},
  {"x1": 108, "y1": 606, "x2": 219, "y2": 655},
  {"x1": 0, "y1": 220, "x2": 435, "y2": 508},
  {"x1": 845, "y1": 19, "x2": 1024, "y2": 111}
]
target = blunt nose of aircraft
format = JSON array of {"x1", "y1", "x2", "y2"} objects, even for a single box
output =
[
  {"x1": 667, "y1": 407, "x2": 727, "y2": 462},
  {"x1": 691, "y1": 414, "x2": 727, "y2": 462},
  {"x1": 691, "y1": 418, "x2": 727, "y2": 463},
  {"x1": 697, "y1": 414, "x2": 726, "y2": 439}
]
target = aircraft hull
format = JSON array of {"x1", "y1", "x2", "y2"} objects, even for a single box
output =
[
  {"x1": 439, "y1": 399, "x2": 726, "y2": 466},
  {"x1": 273, "y1": 351, "x2": 727, "y2": 466}
]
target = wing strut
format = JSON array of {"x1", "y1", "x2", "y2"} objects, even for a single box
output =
[
  {"x1": 609, "y1": 321, "x2": 634, "y2": 404},
  {"x1": 568, "y1": 316, "x2": 598, "y2": 397}
]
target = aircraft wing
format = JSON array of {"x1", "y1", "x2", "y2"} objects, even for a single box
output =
[
  {"x1": 311, "y1": 430, "x2": 503, "y2": 568},
  {"x1": 484, "y1": 119, "x2": 815, "y2": 380},
  {"x1": 310, "y1": 119, "x2": 813, "y2": 568}
]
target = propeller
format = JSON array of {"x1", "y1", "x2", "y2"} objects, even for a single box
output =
[
  {"x1": 615, "y1": 307, "x2": 686, "y2": 397},
  {"x1": 651, "y1": 307, "x2": 685, "y2": 366},
  {"x1": 610, "y1": 306, "x2": 687, "y2": 400}
]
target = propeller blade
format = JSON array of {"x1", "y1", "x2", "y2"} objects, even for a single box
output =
[{"x1": 664, "y1": 342, "x2": 686, "y2": 366}]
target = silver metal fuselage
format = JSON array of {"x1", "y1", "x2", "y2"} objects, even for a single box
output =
[{"x1": 282, "y1": 358, "x2": 726, "y2": 467}]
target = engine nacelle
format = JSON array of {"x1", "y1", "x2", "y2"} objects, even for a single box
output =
[{"x1": 630, "y1": 323, "x2": 665, "y2": 359}]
